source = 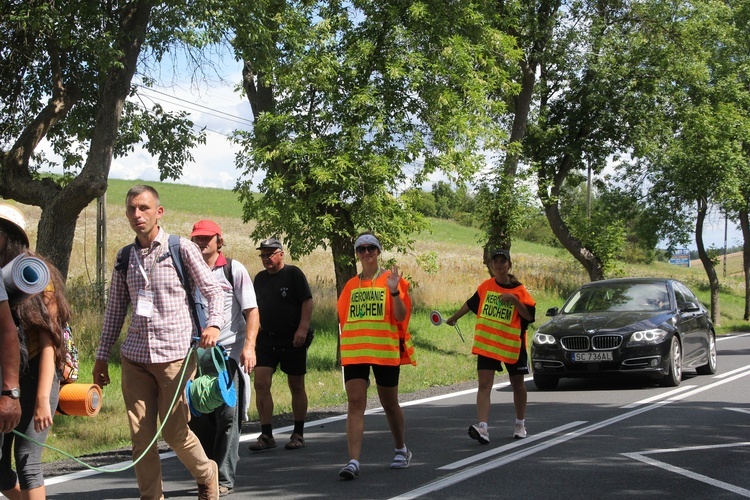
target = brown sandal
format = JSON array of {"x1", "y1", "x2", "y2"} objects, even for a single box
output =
[
  {"x1": 285, "y1": 433, "x2": 305, "y2": 450},
  {"x1": 248, "y1": 433, "x2": 277, "y2": 452}
]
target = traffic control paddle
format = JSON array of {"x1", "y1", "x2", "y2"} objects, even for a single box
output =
[{"x1": 429, "y1": 310, "x2": 465, "y2": 343}]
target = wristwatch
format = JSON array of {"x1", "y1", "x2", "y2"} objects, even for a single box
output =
[{"x1": 1, "y1": 388, "x2": 20, "y2": 399}]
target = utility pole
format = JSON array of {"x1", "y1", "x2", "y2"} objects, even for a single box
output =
[
  {"x1": 96, "y1": 193, "x2": 107, "y2": 302},
  {"x1": 723, "y1": 209, "x2": 728, "y2": 278},
  {"x1": 586, "y1": 158, "x2": 592, "y2": 219}
]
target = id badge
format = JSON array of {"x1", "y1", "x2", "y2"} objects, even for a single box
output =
[{"x1": 136, "y1": 289, "x2": 154, "y2": 318}]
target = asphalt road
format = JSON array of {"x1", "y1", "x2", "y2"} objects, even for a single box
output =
[{"x1": 37, "y1": 333, "x2": 750, "y2": 499}]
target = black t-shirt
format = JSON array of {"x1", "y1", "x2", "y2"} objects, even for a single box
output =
[{"x1": 254, "y1": 264, "x2": 312, "y2": 338}]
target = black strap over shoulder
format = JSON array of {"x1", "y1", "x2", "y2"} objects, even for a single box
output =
[
  {"x1": 223, "y1": 258, "x2": 234, "y2": 288},
  {"x1": 115, "y1": 236, "x2": 206, "y2": 335}
]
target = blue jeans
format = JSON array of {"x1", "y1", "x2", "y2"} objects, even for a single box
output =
[{"x1": 188, "y1": 358, "x2": 243, "y2": 489}]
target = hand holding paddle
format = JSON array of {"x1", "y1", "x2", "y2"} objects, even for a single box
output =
[{"x1": 429, "y1": 310, "x2": 465, "y2": 343}]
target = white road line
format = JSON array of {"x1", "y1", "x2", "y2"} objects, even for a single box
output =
[
  {"x1": 41, "y1": 378, "x2": 525, "y2": 484},
  {"x1": 718, "y1": 333, "x2": 750, "y2": 341},
  {"x1": 622, "y1": 385, "x2": 696, "y2": 408},
  {"x1": 438, "y1": 421, "x2": 586, "y2": 470},
  {"x1": 714, "y1": 364, "x2": 750, "y2": 379},
  {"x1": 623, "y1": 443, "x2": 750, "y2": 497},
  {"x1": 390, "y1": 366, "x2": 750, "y2": 499},
  {"x1": 627, "y1": 441, "x2": 750, "y2": 455},
  {"x1": 726, "y1": 407, "x2": 750, "y2": 415}
]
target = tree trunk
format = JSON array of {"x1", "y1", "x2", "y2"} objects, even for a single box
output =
[
  {"x1": 1, "y1": 0, "x2": 154, "y2": 280},
  {"x1": 484, "y1": 59, "x2": 537, "y2": 266},
  {"x1": 330, "y1": 230, "x2": 357, "y2": 368},
  {"x1": 740, "y1": 208, "x2": 749, "y2": 321},
  {"x1": 543, "y1": 197, "x2": 605, "y2": 281},
  {"x1": 695, "y1": 199, "x2": 720, "y2": 326},
  {"x1": 537, "y1": 151, "x2": 604, "y2": 282}
]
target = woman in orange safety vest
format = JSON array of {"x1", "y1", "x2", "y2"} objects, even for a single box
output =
[
  {"x1": 446, "y1": 248, "x2": 536, "y2": 445},
  {"x1": 336, "y1": 232, "x2": 414, "y2": 481}
]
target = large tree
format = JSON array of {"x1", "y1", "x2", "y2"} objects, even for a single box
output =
[
  {"x1": 230, "y1": 0, "x2": 518, "y2": 293},
  {"x1": 0, "y1": 0, "x2": 206, "y2": 279},
  {"x1": 522, "y1": 0, "x2": 657, "y2": 281},
  {"x1": 630, "y1": 0, "x2": 750, "y2": 325},
  {"x1": 481, "y1": 0, "x2": 562, "y2": 263}
]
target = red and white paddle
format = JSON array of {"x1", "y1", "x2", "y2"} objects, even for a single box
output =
[{"x1": 429, "y1": 310, "x2": 465, "y2": 343}]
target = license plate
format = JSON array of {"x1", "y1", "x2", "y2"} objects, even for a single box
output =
[{"x1": 573, "y1": 351, "x2": 613, "y2": 362}]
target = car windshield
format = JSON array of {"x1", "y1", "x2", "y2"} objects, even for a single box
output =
[{"x1": 561, "y1": 282, "x2": 670, "y2": 313}]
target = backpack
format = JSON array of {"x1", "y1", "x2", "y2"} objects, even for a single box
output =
[
  {"x1": 60, "y1": 323, "x2": 79, "y2": 384},
  {"x1": 115, "y1": 235, "x2": 206, "y2": 335}
]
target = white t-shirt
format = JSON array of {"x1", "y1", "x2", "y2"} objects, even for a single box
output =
[{"x1": 212, "y1": 258, "x2": 258, "y2": 361}]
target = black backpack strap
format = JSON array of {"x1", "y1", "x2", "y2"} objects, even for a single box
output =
[
  {"x1": 223, "y1": 258, "x2": 234, "y2": 288},
  {"x1": 167, "y1": 235, "x2": 207, "y2": 335},
  {"x1": 115, "y1": 244, "x2": 134, "y2": 296},
  {"x1": 115, "y1": 244, "x2": 134, "y2": 273}
]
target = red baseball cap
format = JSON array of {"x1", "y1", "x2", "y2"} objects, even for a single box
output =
[{"x1": 190, "y1": 219, "x2": 222, "y2": 238}]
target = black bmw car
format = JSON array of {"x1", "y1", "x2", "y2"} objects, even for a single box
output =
[{"x1": 531, "y1": 278, "x2": 717, "y2": 390}]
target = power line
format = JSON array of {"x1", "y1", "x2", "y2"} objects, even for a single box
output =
[
  {"x1": 135, "y1": 87, "x2": 255, "y2": 128},
  {"x1": 128, "y1": 96, "x2": 235, "y2": 139}
]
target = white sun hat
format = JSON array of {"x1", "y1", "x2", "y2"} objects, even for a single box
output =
[{"x1": 0, "y1": 204, "x2": 30, "y2": 247}]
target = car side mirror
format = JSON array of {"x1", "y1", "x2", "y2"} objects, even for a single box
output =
[
  {"x1": 546, "y1": 307, "x2": 559, "y2": 317},
  {"x1": 681, "y1": 301, "x2": 701, "y2": 313}
]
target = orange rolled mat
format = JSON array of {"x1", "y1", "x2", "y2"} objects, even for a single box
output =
[{"x1": 56, "y1": 383, "x2": 103, "y2": 417}]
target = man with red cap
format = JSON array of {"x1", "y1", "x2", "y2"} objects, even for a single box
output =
[{"x1": 189, "y1": 219, "x2": 259, "y2": 497}]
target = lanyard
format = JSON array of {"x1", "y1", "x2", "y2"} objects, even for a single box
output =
[
  {"x1": 133, "y1": 244, "x2": 160, "y2": 289},
  {"x1": 358, "y1": 267, "x2": 382, "y2": 289}
]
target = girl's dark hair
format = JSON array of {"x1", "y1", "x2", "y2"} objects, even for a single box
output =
[
  {"x1": 0, "y1": 223, "x2": 29, "y2": 268},
  {"x1": 13, "y1": 252, "x2": 70, "y2": 370},
  {"x1": 508, "y1": 273, "x2": 522, "y2": 287}
]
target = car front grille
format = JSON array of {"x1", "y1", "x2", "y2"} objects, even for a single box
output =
[
  {"x1": 592, "y1": 335, "x2": 622, "y2": 350},
  {"x1": 561, "y1": 336, "x2": 589, "y2": 351},
  {"x1": 560, "y1": 335, "x2": 623, "y2": 351}
]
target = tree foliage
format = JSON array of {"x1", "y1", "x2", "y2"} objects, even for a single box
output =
[
  {"x1": 229, "y1": 0, "x2": 518, "y2": 292},
  {"x1": 0, "y1": 0, "x2": 207, "y2": 278},
  {"x1": 622, "y1": 0, "x2": 750, "y2": 324}
]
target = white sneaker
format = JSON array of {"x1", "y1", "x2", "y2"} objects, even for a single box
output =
[
  {"x1": 468, "y1": 423, "x2": 490, "y2": 444},
  {"x1": 390, "y1": 449, "x2": 412, "y2": 469},
  {"x1": 513, "y1": 424, "x2": 527, "y2": 439}
]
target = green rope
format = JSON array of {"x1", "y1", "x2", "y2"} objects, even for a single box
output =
[
  {"x1": 187, "y1": 375, "x2": 226, "y2": 414},
  {"x1": 11, "y1": 347, "x2": 197, "y2": 473}
]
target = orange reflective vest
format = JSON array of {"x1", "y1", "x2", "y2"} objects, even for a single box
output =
[
  {"x1": 337, "y1": 271, "x2": 416, "y2": 366},
  {"x1": 471, "y1": 279, "x2": 535, "y2": 363}
]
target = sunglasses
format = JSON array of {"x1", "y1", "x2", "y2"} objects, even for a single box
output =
[
  {"x1": 259, "y1": 251, "x2": 281, "y2": 259},
  {"x1": 356, "y1": 245, "x2": 379, "y2": 254}
]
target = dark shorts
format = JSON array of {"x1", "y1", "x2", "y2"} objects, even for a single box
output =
[
  {"x1": 476, "y1": 347, "x2": 530, "y2": 376},
  {"x1": 343, "y1": 364, "x2": 400, "y2": 388},
  {"x1": 255, "y1": 332, "x2": 308, "y2": 376}
]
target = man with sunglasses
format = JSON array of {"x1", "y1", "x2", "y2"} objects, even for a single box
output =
[{"x1": 249, "y1": 238, "x2": 313, "y2": 453}]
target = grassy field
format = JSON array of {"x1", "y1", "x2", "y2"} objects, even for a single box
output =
[
  {"x1": 9, "y1": 178, "x2": 750, "y2": 462},
  {"x1": 691, "y1": 251, "x2": 745, "y2": 280}
]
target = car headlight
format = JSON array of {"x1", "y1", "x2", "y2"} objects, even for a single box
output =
[
  {"x1": 533, "y1": 333, "x2": 557, "y2": 345},
  {"x1": 626, "y1": 328, "x2": 669, "y2": 346}
]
